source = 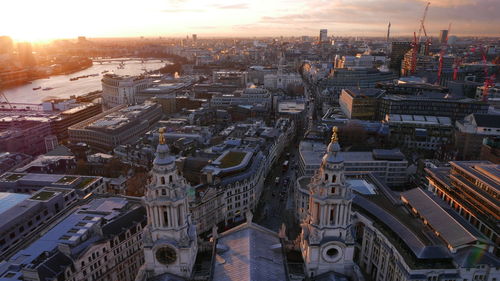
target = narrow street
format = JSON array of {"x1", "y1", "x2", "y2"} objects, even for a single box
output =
[{"x1": 255, "y1": 139, "x2": 302, "y2": 239}]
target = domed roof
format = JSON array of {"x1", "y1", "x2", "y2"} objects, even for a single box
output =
[
  {"x1": 153, "y1": 143, "x2": 175, "y2": 165},
  {"x1": 323, "y1": 126, "x2": 344, "y2": 164},
  {"x1": 153, "y1": 127, "x2": 175, "y2": 166}
]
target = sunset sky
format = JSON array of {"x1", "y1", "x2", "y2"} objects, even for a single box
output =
[{"x1": 1, "y1": 0, "x2": 499, "y2": 42}]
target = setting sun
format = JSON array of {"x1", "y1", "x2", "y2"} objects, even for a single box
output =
[{"x1": 2, "y1": 0, "x2": 499, "y2": 42}]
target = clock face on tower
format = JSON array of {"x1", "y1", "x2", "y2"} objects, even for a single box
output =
[{"x1": 155, "y1": 245, "x2": 177, "y2": 265}]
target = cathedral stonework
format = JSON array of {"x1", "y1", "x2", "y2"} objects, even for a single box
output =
[
  {"x1": 140, "y1": 128, "x2": 198, "y2": 279},
  {"x1": 300, "y1": 127, "x2": 355, "y2": 278}
]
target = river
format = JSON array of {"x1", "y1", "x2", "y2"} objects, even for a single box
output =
[{"x1": 3, "y1": 59, "x2": 170, "y2": 104}]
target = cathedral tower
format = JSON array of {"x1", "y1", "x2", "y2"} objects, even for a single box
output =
[
  {"x1": 141, "y1": 128, "x2": 198, "y2": 278},
  {"x1": 300, "y1": 127, "x2": 355, "y2": 278}
]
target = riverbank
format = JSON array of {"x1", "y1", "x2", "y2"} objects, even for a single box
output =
[
  {"x1": 0, "y1": 59, "x2": 93, "y2": 90},
  {"x1": 3, "y1": 59, "x2": 168, "y2": 104}
]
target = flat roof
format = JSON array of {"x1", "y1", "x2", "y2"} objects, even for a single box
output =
[
  {"x1": 219, "y1": 151, "x2": 246, "y2": 168},
  {"x1": 0, "y1": 192, "x2": 30, "y2": 215},
  {"x1": 5, "y1": 197, "x2": 129, "y2": 274},
  {"x1": 401, "y1": 188, "x2": 477, "y2": 248},
  {"x1": 386, "y1": 114, "x2": 452, "y2": 126},
  {"x1": 343, "y1": 88, "x2": 383, "y2": 98},
  {"x1": 30, "y1": 191, "x2": 57, "y2": 201},
  {"x1": 278, "y1": 101, "x2": 306, "y2": 113},
  {"x1": 299, "y1": 141, "x2": 406, "y2": 166},
  {"x1": 347, "y1": 179, "x2": 377, "y2": 195}
]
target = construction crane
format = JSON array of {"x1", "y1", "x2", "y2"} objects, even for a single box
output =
[
  {"x1": 437, "y1": 22, "x2": 452, "y2": 84},
  {"x1": 411, "y1": 2, "x2": 431, "y2": 74},
  {"x1": 417, "y1": 2, "x2": 431, "y2": 43}
]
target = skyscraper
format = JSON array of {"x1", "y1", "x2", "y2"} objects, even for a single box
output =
[
  {"x1": 439, "y1": 29, "x2": 449, "y2": 44},
  {"x1": 319, "y1": 29, "x2": 328, "y2": 43}
]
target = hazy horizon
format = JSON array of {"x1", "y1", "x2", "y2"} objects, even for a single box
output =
[{"x1": 2, "y1": 0, "x2": 500, "y2": 42}]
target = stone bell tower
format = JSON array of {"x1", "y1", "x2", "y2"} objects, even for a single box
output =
[
  {"x1": 140, "y1": 128, "x2": 198, "y2": 279},
  {"x1": 300, "y1": 126, "x2": 355, "y2": 278}
]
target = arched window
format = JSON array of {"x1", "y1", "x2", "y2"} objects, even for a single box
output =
[{"x1": 161, "y1": 177, "x2": 165, "y2": 185}]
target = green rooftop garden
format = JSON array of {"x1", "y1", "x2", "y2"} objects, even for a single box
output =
[
  {"x1": 76, "y1": 177, "x2": 96, "y2": 189},
  {"x1": 56, "y1": 176, "x2": 78, "y2": 184},
  {"x1": 31, "y1": 191, "x2": 56, "y2": 201},
  {"x1": 1, "y1": 173, "x2": 25, "y2": 181},
  {"x1": 219, "y1": 152, "x2": 246, "y2": 169}
]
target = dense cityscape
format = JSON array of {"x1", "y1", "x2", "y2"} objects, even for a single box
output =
[{"x1": 0, "y1": 1, "x2": 499, "y2": 281}]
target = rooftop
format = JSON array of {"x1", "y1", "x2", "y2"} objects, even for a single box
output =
[
  {"x1": 30, "y1": 191, "x2": 57, "y2": 201},
  {"x1": 343, "y1": 88, "x2": 383, "y2": 98},
  {"x1": 385, "y1": 114, "x2": 452, "y2": 126},
  {"x1": 0, "y1": 192, "x2": 30, "y2": 215},
  {"x1": 471, "y1": 113, "x2": 500, "y2": 128},
  {"x1": 451, "y1": 161, "x2": 499, "y2": 193},
  {"x1": 213, "y1": 222, "x2": 286, "y2": 281},
  {"x1": 86, "y1": 103, "x2": 158, "y2": 131},
  {"x1": 0, "y1": 197, "x2": 144, "y2": 280},
  {"x1": 401, "y1": 188, "x2": 477, "y2": 249},
  {"x1": 278, "y1": 100, "x2": 306, "y2": 113},
  {"x1": 219, "y1": 151, "x2": 246, "y2": 169}
]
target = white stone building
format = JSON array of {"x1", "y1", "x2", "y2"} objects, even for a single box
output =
[{"x1": 101, "y1": 74, "x2": 152, "y2": 109}]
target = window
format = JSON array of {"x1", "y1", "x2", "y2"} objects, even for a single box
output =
[
  {"x1": 161, "y1": 177, "x2": 165, "y2": 185},
  {"x1": 331, "y1": 187, "x2": 336, "y2": 194},
  {"x1": 332, "y1": 175, "x2": 337, "y2": 183}
]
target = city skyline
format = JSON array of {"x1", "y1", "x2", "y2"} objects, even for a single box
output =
[{"x1": 2, "y1": 0, "x2": 500, "y2": 42}]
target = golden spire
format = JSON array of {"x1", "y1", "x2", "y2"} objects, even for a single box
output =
[
  {"x1": 331, "y1": 126, "x2": 338, "y2": 144},
  {"x1": 159, "y1": 127, "x2": 166, "y2": 145}
]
